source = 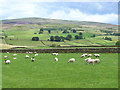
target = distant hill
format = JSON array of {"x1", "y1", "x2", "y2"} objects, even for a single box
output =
[{"x1": 1, "y1": 17, "x2": 117, "y2": 27}]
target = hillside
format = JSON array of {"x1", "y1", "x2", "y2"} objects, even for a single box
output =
[{"x1": 1, "y1": 17, "x2": 118, "y2": 48}]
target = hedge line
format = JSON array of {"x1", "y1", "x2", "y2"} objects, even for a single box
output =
[{"x1": 0, "y1": 48, "x2": 119, "y2": 53}]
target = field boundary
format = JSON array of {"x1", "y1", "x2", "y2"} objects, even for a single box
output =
[{"x1": 0, "y1": 48, "x2": 119, "y2": 53}]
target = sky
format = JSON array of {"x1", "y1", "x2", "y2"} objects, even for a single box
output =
[{"x1": 0, "y1": 0, "x2": 119, "y2": 25}]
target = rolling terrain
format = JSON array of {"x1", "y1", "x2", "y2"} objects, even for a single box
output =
[{"x1": 1, "y1": 17, "x2": 118, "y2": 49}]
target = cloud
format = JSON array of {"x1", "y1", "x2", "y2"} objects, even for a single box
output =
[
  {"x1": 49, "y1": 9, "x2": 118, "y2": 24},
  {"x1": 0, "y1": 1, "x2": 118, "y2": 24}
]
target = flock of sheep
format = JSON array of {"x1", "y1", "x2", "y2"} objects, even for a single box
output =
[{"x1": 3, "y1": 52, "x2": 100, "y2": 65}]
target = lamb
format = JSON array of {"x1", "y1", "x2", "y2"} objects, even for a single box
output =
[
  {"x1": 87, "y1": 54, "x2": 92, "y2": 57},
  {"x1": 35, "y1": 53, "x2": 38, "y2": 56},
  {"x1": 94, "y1": 54, "x2": 100, "y2": 57},
  {"x1": 68, "y1": 58, "x2": 75, "y2": 63},
  {"x1": 7, "y1": 52, "x2": 9, "y2": 54},
  {"x1": 52, "y1": 53, "x2": 58, "y2": 56},
  {"x1": 34, "y1": 52, "x2": 37, "y2": 54},
  {"x1": 55, "y1": 57, "x2": 58, "y2": 62},
  {"x1": 13, "y1": 54, "x2": 17, "y2": 56},
  {"x1": 5, "y1": 60, "x2": 11, "y2": 64},
  {"x1": 31, "y1": 57, "x2": 35, "y2": 62},
  {"x1": 4, "y1": 56, "x2": 7, "y2": 59},
  {"x1": 25, "y1": 55, "x2": 29, "y2": 58}
]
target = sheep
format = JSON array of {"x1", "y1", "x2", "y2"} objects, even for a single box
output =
[
  {"x1": 31, "y1": 57, "x2": 35, "y2": 62},
  {"x1": 94, "y1": 54, "x2": 100, "y2": 57},
  {"x1": 13, "y1": 54, "x2": 17, "y2": 56},
  {"x1": 5, "y1": 60, "x2": 11, "y2": 64},
  {"x1": 81, "y1": 54, "x2": 85, "y2": 58},
  {"x1": 7, "y1": 52, "x2": 9, "y2": 54},
  {"x1": 83, "y1": 53, "x2": 87, "y2": 56},
  {"x1": 87, "y1": 54, "x2": 92, "y2": 57},
  {"x1": 94, "y1": 59, "x2": 100, "y2": 63},
  {"x1": 87, "y1": 59, "x2": 95, "y2": 65},
  {"x1": 4, "y1": 56, "x2": 7, "y2": 59},
  {"x1": 13, "y1": 57, "x2": 16, "y2": 60},
  {"x1": 55, "y1": 57, "x2": 58, "y2": 62},
  {"x1": 29, "y1": 52, "x2": 33, "y2": 54},
  {"x1": 35, "y1": 53, "x2": 38, "y2": 56},
  {"x1": 25, "y1": 55, "x2": 29, "y2": 58},
  {"x1": 26, "y1": 52, "x2": 28, "y2": 53},
  {"x1": 84, "y1": 58, "x2": 91, "y2": 62},
  {"x1": 68, "y1": 58, "x2": 75, "y2": 63},
  {"x1": 52, "y1": 53, "x2": 58, "y2": 56},
  {"x1": 34, "y1": 52, "x2": 37, "y2": 54}
]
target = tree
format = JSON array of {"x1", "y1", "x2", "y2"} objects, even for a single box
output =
[
  {"x1": 66, "y1": 34, "x2": 72, "y2": 41},
  {"x1": 79, "y1": 35, "x2": 83, "y2": 39},
  {"x1": 75, "y1": 35, "x2": 79, "y2": 39},
  {"x1": 34, "y1": 33, "x2": 37, "y2": 34},
  {"x1": 55, "y1": 36, "x2": 61, "y2": 42},
  {"x1": 79, "y1": 32, "x2": 82, "y2": 35},
  {"x1": 73, "y1": 30, "x2": 76, "y2": 33},
  {"x1": 32, "y1": 37, "x2": 39, "y2": 41},
  {"x1": 50, "y1": 36, "x2": 54, "y2": 41},
  {"x1": 116, "y1": 40, "x2": 120, "y2": 46},
  {"x1": 48, "y1": 30, "x2": 51, "y2": 34},
  {"x1": 60, "y1": 36, "x2": 65, "y2": 42},
  {"x1": 93, "y1": 34, "x2": 96, "y2": 37},
  {"x1": 62, "y1": 30, "x2": 69, "y2": 33},
  {"x1": 39, "y1": 28, "x2": 44, "y2": 34}
]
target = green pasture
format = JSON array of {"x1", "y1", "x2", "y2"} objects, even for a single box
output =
[{"x1": 2, "y1": 53, "x2": 118, "y2": 88}]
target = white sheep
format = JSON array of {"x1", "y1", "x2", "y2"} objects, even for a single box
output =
[
  {"x1": 68, "y1": 58, "x2": 75, "y2": 63},
  {"x1": 7, "y1": 52, "x2": 9, "y2": 54},
  {"x1": 35, "y1": 53, "x2": 38, "y2": 56},
  {"x1": 81, "y1": 54, "x2": 85, "y2": 58},
  {"x1": 13, "y1": 54, "x2": 17, "y2": 56},
  {"x1": 34, "y1": 52, "x2": 37, "y2": 54},
  {"x1": 87, "y1": 59, "x2": 95, "y2": 65},
  {"x1": 55, "y1": 57, "x2": 58, "y2": 62},
  {"x1": 84, "y1": 58, "x2": 91, "y2": 62},
  {"x1": 13, "y1": 57, "x2": 16, "y2": 60},
  {"x1": 31, "y1": 57, "x2": 35, "y2": 62},
  {"x1": 5, "y1": 60, "x2": 11, "y2": 64},
  {"x1": 29, "y1": 52, "x2": 33, "y2": 54},
  {"x1": 94, "y1": 54, "x2": 100, "y2": 57},
  {"x1": 25, "y1": 55, "x2": 29, "y2": 58},
  {"x1": 26, "y1": 52, "x2": 28, "y2": 53},
  {"x1": 4, "y1": 56, "x2": 7, "y2": 59},
  {"x1": 94, "y1": 59, "x2": 100, "y2": 63},
  {"x1": 87, "y1": 54, "x2": 92, "y2": 57},
  {"x1": 52, "y1": 53, "x2": 58, "y2": 56}
]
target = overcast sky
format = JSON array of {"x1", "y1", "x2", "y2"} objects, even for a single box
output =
[{"x1": 0, "y1": 0, "x2": 119, "y2": 25}]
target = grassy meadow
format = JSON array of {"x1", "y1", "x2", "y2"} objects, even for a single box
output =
[{"x1": 2, "y1": 53, "x2": 118, "y2": 88}]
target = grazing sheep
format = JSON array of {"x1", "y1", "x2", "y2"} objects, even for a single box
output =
[
  {"x1": 68, "y1": 58, "x2": 75, "y2": 63},
  {"x1": 29, "y1": 52, "x2": 33, "y2": 54},
  {"x1": 31, "y1": 57, "x2": 35, "y2": 62},
  {"x1": 94, "y1": 54, "x2": 100, "y2": 57},
  {"x1": 4, "y1": 56, "x2": 7, "y2": 59},
  {"x1": 35, "y1": 53, "x2": 38, "y2": 56},
  {"x1": 26, "y1": 52, "x2": 28, "y2": 53},
  {"x1": 7, "y1": 52, "x2": 9, "y2": 54},
  {"x1": 55, "y1": 57, "x2": 58, "y2": 62},
  {"x1": 87, "y1": 54, "x2": 92, "y2": 57},
  {"x1": 13, "y1": 57, "x2": 16, "y2": 60},
  {"x1": 84, "y1": 53, "x2": 87, "y2": 56},
  {"x1": 25, "y1": 55, "x2": 29, "y2": 58},
  {"x1": 5, "y1": 60, "x2": 11, "y2": 64},
  {"x1": 87, "y1": 59, "x2": 95, "y2": 65},
  {"x1": 84, "y1": 58, "x2": 91, "y2": 62},
  {"x1": 94, "y1": 59, "x2": 100, "y2": 63},
  {"x1": 34, "y1": 52, "x2": 37, "y2": 54},
  {"x1": 52, "y1": 53, "x2": 58, "y2": 56},
  {"x1": 13, "y1": 54, "x2": 17, "y2": 56},
  {"x1": 81, "y1": 54, "x2": 85, "y2": 58}
]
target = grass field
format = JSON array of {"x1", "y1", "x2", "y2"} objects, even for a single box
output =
[{"x1": 2, "y1": 53, "x2": 118, "y2": 88}]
